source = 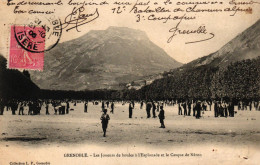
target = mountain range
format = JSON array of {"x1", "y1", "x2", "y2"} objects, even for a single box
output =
[
  {"x1": 29, "y1": 27, "x2": 182, "y2": 91},
  {"x1": 1, "y1": 19, "x2": 259, "y2": 100},
  {"x1": 182, "y1": 19, "x2": 260, "y2": 69},
  {"x1": 128, "y1": 19, "x2": 260, "y2": 90},
  {"x1": 133, "y1": 19, "x2": 260, "y2": 100}
]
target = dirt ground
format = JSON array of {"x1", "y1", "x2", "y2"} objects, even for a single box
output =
[{"x1": 0, "y1": 102, "x2": 260, "y2": 165}]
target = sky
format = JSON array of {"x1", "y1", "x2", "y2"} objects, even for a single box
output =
[{"x1": 0, "y1": 0, "x2": 260, "y2": 64}]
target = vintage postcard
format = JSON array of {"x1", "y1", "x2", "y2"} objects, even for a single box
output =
[{"x1": 0, "y1": 0, "x2": 260, "y2": 164}]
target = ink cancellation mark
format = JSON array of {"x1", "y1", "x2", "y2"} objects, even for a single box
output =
[
  {"x1": 14, "y1": 25, "x2": 46, "y2": 53},
  {"x1": 14, "y1": 16, "x2": 62, "y2": 53}
]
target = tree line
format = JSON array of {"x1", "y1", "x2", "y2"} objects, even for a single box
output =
[
  {"x1": 1, "y1": 55, "x2": 259, "y2": 102},
  {"x1": 135, "y1": 57, "x2": 260, "y2": 101}
]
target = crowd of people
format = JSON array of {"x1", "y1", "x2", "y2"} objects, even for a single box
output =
[
  {"x1": 0, "y1": 99, "x2": 72, "y2": 116},
  {"x1": 176, "y1": 100, "x2": 236, "y2": 118},
  {"x1": 0, "y1": 98, "x2": 259, "y2": 137}
]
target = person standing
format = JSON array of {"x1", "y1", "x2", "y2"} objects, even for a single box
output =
[
  {"x1": 106, "y1": 101, "x2": 109, "y2": 108},
  {"x1": 84, "y1": 101, "x2": 88, "y2": 113},
  {"x1": 101, "y1": 101, "x2": 105, "y2": 111},
  {"x1": 202, "y1": 101, "x2": 207, "y2": 111},
  {"x1": 182, "y1": 102, "x2": 187, "y2": 116},
  {"x1": 220, "y1": 102, "x2": 224, "y2": 117},
  {"x1": 66, "y1": 101, "x2": 70, "y2": 114},
  {"x1": 45, "y1": 101, "x2": 50, "y2": 115},
  {"x1": 249, "y1": 101, "x2": 252, "y2": 111},
  {"x1": 157, "y1": 102, "x2": 160, "y2": 112},
  {"x1": 178, "y1": 102, "x2": 182, "y2": 115},
  {"x1": 193, "y1": 101, "x2": 196, "y2": 117},
  {"x1": 0, "y1": 99, "x2": 4, "y2": 115},
  {"x1": 254, "y1": 101, "x2": 259, "y2": 110},
  {"x1": 241, "y1": 101, "x2": 245, "y2": 110},
  {"x1": 52, "y1": 101, "x2": 58, "y2": 115},
  {"x1": 11, "y1": 100, "x2": 17, "y2": 115},
  {"x1": 28, "y1": 101, "x2": 33, "y2": 115},
  {"x1": 61, "y1": 101, "x2": 66, "y2": 115},
  {"x1": 158, "y1": 106, "x2": 165, "y2": 128},
  {"x1": 100, "y1": 109, "x2": 110, "y2": 137},
  {"x1": 188, "y1": 101, "x2": 191, "y2": 116},
  {"x1": 196, "y1": 101, "x2": 202, "y2": 119},
  {"x1": 243, "y1": 101, "x2": 247, "y2": 110},
  {"x1": 214, "y1": 101, "x2": 219, "y2": 117},
  {"x1": 223, "y1": 101, "x2": 228, "y2": 117},
  {"x1": 18, "y1": 102, "x2": 24, "y2": 115},
  {"x1": 228, "y1": 101, "x2": 234, "y2": 117},
  {"x1": 218, "y1": 102, "x2": 222, "y2": 117},
  {"x1": 146, "y1": 101, "x2": 152, "y2": 118},
  {"x1": 110, "y1": 102, "x2": 114, "y2": 114},
  {"x1": 152, "y1": 101, "x2": 157, "y2": 118},
  {"x1": 129, "y1": 102, "x2": 134, "y2": 118},
  {"x1": 208, "y1": 100, "x2": 212, "y2": 111},
  {"x1": 238, "y1": 101, "x2": 242, "y2": 110}
]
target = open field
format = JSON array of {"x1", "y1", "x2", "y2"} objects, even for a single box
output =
[{"x1": 0, "y1": 102, "x2": 260, "y2": 164}]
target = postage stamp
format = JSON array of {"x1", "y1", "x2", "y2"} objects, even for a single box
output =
[
  {"x1": 9, "y1": 25, "x2": 45, "y2": 70},
  {"x1": 8, "y1": 16, "x2": 62, "y2": 71}
]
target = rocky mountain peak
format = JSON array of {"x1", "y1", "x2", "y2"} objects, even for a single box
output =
[{"x1": 29, "y1": 27, "x2": 182, "y2": 90}]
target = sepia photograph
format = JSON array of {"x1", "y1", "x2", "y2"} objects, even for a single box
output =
[{"x1": 0, "y1": 0, "x2": 260, "y2": 164}]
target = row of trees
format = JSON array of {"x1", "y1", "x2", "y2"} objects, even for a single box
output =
[
  {"x1": 1, "y1": 54, "x2": 259, "y2": 101},
  {"x1": 0, "y1": 55, "x2": 39, "y2": 99},
  {"x1": 135, "y1": 57, "x2": 260, "y2": 101},
  {"x1": 212, "y1": 59, "x2": 260, "y2": 99}
]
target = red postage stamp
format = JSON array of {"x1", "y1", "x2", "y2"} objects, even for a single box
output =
[
  {"x1": 8, "y1": 16, "x2": 62, "y2": 71},
  {"x1": 8, "y1": 25, "x2": 45, "y2": 70}
]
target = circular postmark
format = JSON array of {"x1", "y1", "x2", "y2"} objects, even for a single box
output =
[{"x1": 14, "y1": 16, "x2": 62, "y2": 53}]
